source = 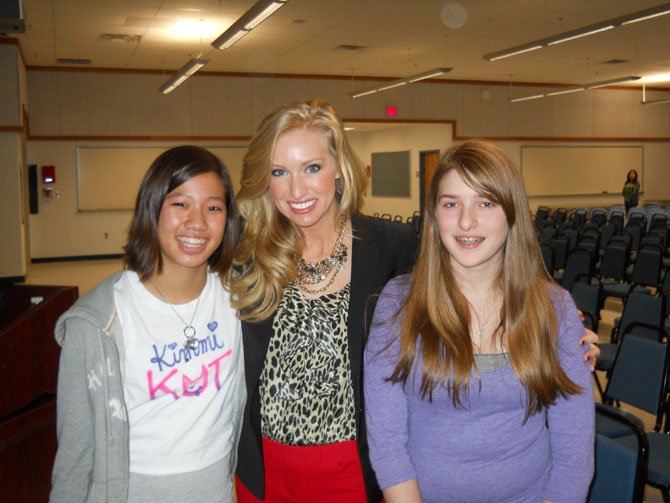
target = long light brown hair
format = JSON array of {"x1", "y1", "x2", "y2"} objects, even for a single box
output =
[
  {"x1": 390, "y1": 139, "x2": 580, "y2": 417},
  {"x1": 230, "y1": 98, "x2": 367, "y2": 321}
]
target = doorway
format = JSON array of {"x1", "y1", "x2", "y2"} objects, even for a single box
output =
[{"x1": 419, "y1": 150, "x2": 440, "y2": 212}]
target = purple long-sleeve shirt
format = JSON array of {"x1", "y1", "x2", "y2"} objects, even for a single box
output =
[{"x1": 364, "y1": 275, "x2": 594, "y2": 503}]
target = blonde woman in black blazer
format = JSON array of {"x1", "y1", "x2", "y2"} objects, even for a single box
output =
[{"x1": 230, "y1": 99, "x2": 417, "y2": 502}]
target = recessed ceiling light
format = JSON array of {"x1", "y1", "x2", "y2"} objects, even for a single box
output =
[{"x1": 170, "y1": 19, "x2": 221, "y2": 39}]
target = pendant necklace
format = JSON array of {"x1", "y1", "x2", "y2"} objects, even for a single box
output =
[
  {"x1": 150, "y1": 278, "x2": 202, "y2": 362},
  {"x1": 470, "y1": 288, "x2": 494, "y2": 349},
  {"x1": 474, "y1": 310, "x2": 491, "y2": 342}
]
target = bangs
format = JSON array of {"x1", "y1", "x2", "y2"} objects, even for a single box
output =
[
  {"x1": 450, "y1": 159, "x2": 516, "y2": 227},
  {"x1": 451, "y1": 161, "x2": 502, "y2": 202}
]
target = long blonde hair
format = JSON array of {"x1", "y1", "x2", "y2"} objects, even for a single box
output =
[
  {"x1": 231, "y1": 98, "x2": 367, "y2": 321},
  {"x1": 390, "y1": 139, "x2": 580, "y2": 417}
]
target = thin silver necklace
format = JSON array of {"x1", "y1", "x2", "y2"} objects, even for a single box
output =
[
  {"x1": 469, "y1": 288, "x2": 494, "y2": 346},
  {"x1": 473, "y1": 309, "x2": 492, "y2": 340},
  {"x1": 149, "y1": 278, "x2": 202, "y2": 362}
]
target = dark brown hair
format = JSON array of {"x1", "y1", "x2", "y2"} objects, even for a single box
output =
[
  {"x1": 124, "y1": 145, "x2": 240, "y2": 281},
  {"x1": 625, "y1": 169, "x2": 639, "y2": 183}
]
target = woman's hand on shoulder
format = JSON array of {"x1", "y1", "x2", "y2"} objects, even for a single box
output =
[{"x1": 580, "y1": 328, "x2": 600, "y2": 372}]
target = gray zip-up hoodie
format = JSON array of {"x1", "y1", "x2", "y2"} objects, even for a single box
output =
[
  {"x1": 49, "y1": 272, "x2": 244, "y2": 502},
  {"x1": 50, "y1": 272, "x2": 130, "y2": 502}
]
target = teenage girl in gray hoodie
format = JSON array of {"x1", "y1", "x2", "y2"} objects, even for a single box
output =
[{"x1": 50, "y1": 146, "x2": 245, "y2": 503}]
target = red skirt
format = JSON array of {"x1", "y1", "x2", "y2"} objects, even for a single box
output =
[{"x1": 236, "y1": 436, "x2": 368, "y2": 502}]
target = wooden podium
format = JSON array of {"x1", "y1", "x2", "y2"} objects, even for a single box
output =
[{"x1": 0, "y1": 284, "x2": 78, "y2": 502}]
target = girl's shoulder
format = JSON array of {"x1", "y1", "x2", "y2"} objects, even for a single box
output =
[
  {"x1": 547, "y1": 281, "x2": 573, "y2": 307},
  {"x1": 373, "y1": 274, "x2": 412, "y2": 321},
  {"x1": 381, "y1": 273, "x2": 412, "y2": 298},
  {"x1": 546, "y1": 282, "x2": 581, "y2": 331},
  {"x1": 55, "y1": 271, "x2": 126, "y2": 345},
  {"x1": 73, "y1": 271, "x2": 126, "y2": 314}
]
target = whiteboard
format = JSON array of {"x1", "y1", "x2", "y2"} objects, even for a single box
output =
[
  {"x1": 521, "y1": 146, "x2": 643, "y2": 197},
  {"x1": 77, "y1": 147, "x2": 247, "y2": 211}
]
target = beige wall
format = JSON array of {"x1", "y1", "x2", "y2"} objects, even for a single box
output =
[
  {"x1": 22, "y1": 69, "x2": 670, "y2": 260},
  {"x1": 0, "y1": 44, "x2": 27, "y2": 277},
  {"x1": 349, "y1": 123, "x2": 453, "y2": 219},
  {"x1": 0, "y1": 133, "x2": 26, "y2": 277},
  {"x1": 27, "y1": 140, "x2": 247, "y2": 259},
  {"x1": 27, "y1": 70, "x2": 670, "y2": 139},
  {"x1": 0, "y1": 45, "x2": 22, "y2": 126}
]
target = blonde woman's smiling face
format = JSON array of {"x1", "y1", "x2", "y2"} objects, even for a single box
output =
[{"x1": 268, "y1": 127, "x2": 340, "y2": 232}]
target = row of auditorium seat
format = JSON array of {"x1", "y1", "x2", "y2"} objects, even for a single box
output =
[
  {"x1": 370, "y1": 211, "x2": 423, "y2": 237},
  {"x1": 536, "y1": 204, "x2": 670, "y2": 233},
  {"x1": 561, "y1": 209, "x2": 670, "y2": 501}
]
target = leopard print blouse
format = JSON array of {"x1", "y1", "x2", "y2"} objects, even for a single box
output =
[{"x1": 259, "y1": 282, "x2": 356, "y2": 446}]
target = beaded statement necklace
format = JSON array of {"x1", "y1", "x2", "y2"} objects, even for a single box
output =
[{"x1": 293, "y1": 214, "x2": 348, "y2": 295}]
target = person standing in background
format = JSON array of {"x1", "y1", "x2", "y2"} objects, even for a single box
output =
[{"x1": 622, "y1": 169, "x2": 640, "y2": 216}]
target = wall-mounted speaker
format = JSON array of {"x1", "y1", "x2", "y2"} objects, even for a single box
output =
[
  {"x1": 0, "y1": 0, "x2": 25, "y2": 33},
  {"x1": 28, "y1": 164, "x2": 38, "y2": 214}
]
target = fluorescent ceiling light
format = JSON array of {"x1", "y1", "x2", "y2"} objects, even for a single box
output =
[
  {"x1": 182, "y1": 59, "x2": 208, "y2": 76},
  {"x1": 408, "y1": 68, "x2": 453, "y2": 82},
  {"x1": 488, "y1": 45, "x2": 542, "y2": 61},
  {"x1": 350, "y1": 67, "x2": 452, "y2": 99},
  {"x1": 211, "y1": 0, "x2": 288, "y2": 50},
  {"x1": 351, "y1": 88, "x2": 378, "y2": 98},
  {"x1": 377, "y1": 81, "x2": 408, "y2": 92},
  {"x1": 216, "y1": 29, "x2": 249, "y2": 50},
  {"x1": 585, "y1": 75, "x2": 640, "y2": 89},
  {"x1": 546, "y1": 87, "x2": 585, "y2": 96},
  {"x1": 484, "y1": 2, "x2": 670, "y2": 61},
  {"x1": 510, "y1": 94, "x2": 545, "y2": 103},
  {"x1": 546, "y1": 25, "x2": 614, "y2": 45},
  {"x1": 244, "y1": 1, "x2": 285, "y2": 29},
  {"x1": 511, "y1": 76, "x2": 640, "y2": 102},
  {"x1": 621, "y1": 4, "x2": 670, "y2": 24},
  {"x1": 159, "y1": 57, "x2": 209, "y2": 94}
]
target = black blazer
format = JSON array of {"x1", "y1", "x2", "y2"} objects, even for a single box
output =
[{"x1": 236, "y1": 214, "x2": 418, "y2": 502}]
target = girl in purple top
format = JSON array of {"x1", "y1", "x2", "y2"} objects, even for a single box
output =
[{"x1": 364, "y1": 140, "x2": 594, "y2": 503}]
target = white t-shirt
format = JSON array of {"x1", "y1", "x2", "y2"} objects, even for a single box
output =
[{"x1": 114, "y1": 270, "x2": 243, "y2": 476}]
